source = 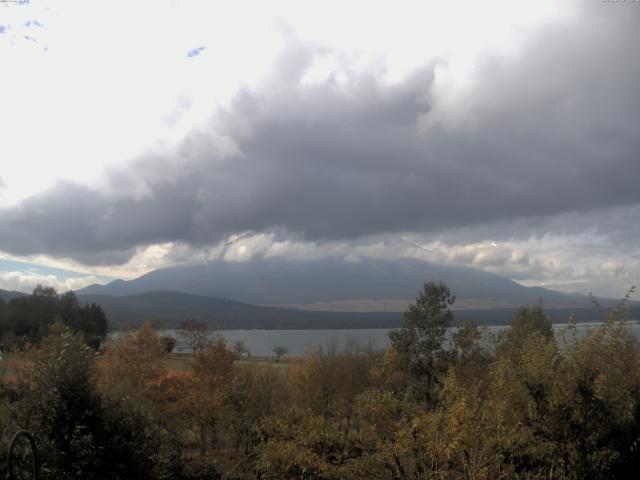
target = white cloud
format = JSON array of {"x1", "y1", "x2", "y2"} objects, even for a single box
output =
[
  {"x1": 0, "y1": 270, "x2": 104, "y2": 294},
  {"x1": 0, "y1": 0, "x2": 573, "y2": 207},
  {"x1": 223, "y1": 233, "x2": 275, "y2": 262},
  {"x1": 0, "y1": 242, "x2": 208, "y2": 280},
  {"x1": 4, "y1": 225, "x2": 638, "y2": 298},
  {"x1": 1, "y1": 0, "x2": 637, "y2": 300}
]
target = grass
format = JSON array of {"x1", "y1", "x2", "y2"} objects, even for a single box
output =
[
  {"x1": 0, "y1": 352, "x2": 295, "y2": 378},
  {"x1": 162, "y1": 353, "x2": 295, "y2": 372},
  {"x1": 163, "y1": 354, "x2": 193, "y2": 372}
]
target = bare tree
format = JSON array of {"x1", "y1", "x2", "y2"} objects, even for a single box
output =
[
  {"x1": 178, "y1": 319, "x2": 209, "y2": 354},
  {"x1": 233, "y1": 340, "x2": 250, "y2": 358},
  {"x1": 160, "y1": 335, "x2": 177, "y2": 354},
  {"x1": 273, "y1": 345, "x2": 288, "y2": 362}
]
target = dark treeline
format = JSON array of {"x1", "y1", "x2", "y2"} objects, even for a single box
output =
[
  {"x1": 0, "y1": 281, "x2": 639, "y2": 479},
  {"x1": 0, "y1": 285, "x2": 108, "y2": 349}
]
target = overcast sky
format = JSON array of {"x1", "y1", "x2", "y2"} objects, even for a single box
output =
[{"x1": 1, "y1": 0, "x2": 639, "y2": 297}]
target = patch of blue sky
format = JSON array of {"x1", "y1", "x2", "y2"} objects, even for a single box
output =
[
  {"x1": 187, "y1": 46, "x2": 205, "y2": 58},
  {"x1": 0, "y1": 259, "x2": 115, "y2": 283}
]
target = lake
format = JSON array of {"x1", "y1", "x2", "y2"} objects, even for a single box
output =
[{"x1": 161, "y1": 321, "x2": 640, "y2": 357}]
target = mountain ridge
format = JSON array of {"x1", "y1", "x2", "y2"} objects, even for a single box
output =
[
  {"x1": 78, "y1": 257, "x2": 588, "y2": 310},
  {"x1": 0, "y1": 288, "x2": 28, "y2": 302},
  {"x1": 77, "y1": 290, "x2": 403, "y2": 329},
  {"x1": 76, "y1": 289, "x2": 617, "y2": 330}
]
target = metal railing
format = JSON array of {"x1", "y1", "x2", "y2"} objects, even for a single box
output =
[{"x1": 5, "y1": 430, "x2": 38, "y2": 480}]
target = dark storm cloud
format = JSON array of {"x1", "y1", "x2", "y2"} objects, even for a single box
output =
[
  {"x1": 0, "y1": 2, "x2": 639, "y2": 265},
  {"x1": 422, "y1": 203, "x2": 640, "y2": 250},
  {"x1": 0, "y1": 180, "x2": 196, "y2": 264}
]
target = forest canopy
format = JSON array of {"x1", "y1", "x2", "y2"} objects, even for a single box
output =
[
  {"x1": 0, "y1": 285, "x2": 108, "y2": 350},
  {"x1": 0, "y1": 282, "x2": 638, "y2": 479}
]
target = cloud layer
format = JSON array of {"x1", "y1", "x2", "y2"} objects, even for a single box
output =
[
  {"x1": 0, "y1": 270, "x2": 104, "y2": 294},
  {"x1": 0, "y1": 1, "x2": 639, "y2": 295}
]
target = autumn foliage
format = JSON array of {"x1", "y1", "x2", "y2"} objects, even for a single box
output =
[{"x1": 0, "y1": 282, "x2": 639, "y2": 479}]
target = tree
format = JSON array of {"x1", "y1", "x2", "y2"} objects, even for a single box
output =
[
  {"x1": 0, "y1": 286, "x2": 108, "y2": 349},
  {"x1": 96, "y1": 323, "x2": 167, "y2": 394},
  {"x1": 12, "y1": 322, "x2": 158, "y2": 479},
  {"x1": 178, "y1": 319, "x2": 209, "y2": 354},
  {"x1": 497, "y1": 303, "x2": 553, "y2": 359},
  {"x1": 273, "y1": 345, "x2": 288, "y2": 362},
  {"x1": 227, "y1": 363, "x2": 291, "y2": 464},
  {"x1": 60, "y1": 291, "x2": 108, "y2": 349},
  {"x1": 190, "y1": 336, "x2": 235, "y2": 456},
  {"x1": 161, "y1": 335, "x2": 177, "y2": 354},
  {"x1": 389, "y1": 281, "x2": 455, "y2": 404},
  {"x1": 233, "y1": 339, "x2": 250, "y2": 358},
  {"x1": 509, "y1": 303, "x2": 553, "y2": 342},
  {"x1": 14, "y1": 322, "x2": 101, "y2": 476},
  {"x1": 451, "y1": 319, "x2": 492, "y2": 385},
  {"x1": 291, "y1": 340, "x2": 376, "y2": 420}
]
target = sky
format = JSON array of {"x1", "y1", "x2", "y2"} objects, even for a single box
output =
[{"x1": 0, "y1": 0, "x2": 639, "y2": 297}]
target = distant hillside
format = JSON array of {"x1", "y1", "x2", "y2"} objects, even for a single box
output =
[
  {"x1": 0, "y1": 288, "x2": 27, "y2": 302},
  {"x1": 75, "y1": 290, "x2": 618, "y2": 330},
  {"x1": 77, "y1": 291, "x2": 402, "y2": 329},
  {"x1": 78, "y1": 257, "x2": 590, "y2": 310}
]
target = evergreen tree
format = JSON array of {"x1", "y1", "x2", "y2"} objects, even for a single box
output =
[{"x1": 389, "y1": 281, "x2": 454, "y2": 405}]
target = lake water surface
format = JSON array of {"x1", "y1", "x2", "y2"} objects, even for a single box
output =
[{"x1": 161, "y1": 321, "x2": 640, "y2": 357}]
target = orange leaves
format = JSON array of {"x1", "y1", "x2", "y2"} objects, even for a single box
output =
[
  {"x1": 187, "y1": 335, "x2": 235, "y2": 415},
  {"x1": 191, "y1": 335, "x2": 234, "y2": 388},
  {"x1": 95, "y1": 326, "x2": 235, "y2": 415},
  {"x1": 96, "y1": 323, "x2": 167, "y2": 394}
]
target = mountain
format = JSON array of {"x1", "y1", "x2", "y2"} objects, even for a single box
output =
[
  {"x1": 78, "y1": 257, "x2": 588, "y2": 310},
  {"x1": 76, "y1": 257, "x2": 633, "y2": 328},
  {"x1": 76, "y1": 290, "x2": 402, "y2": 329},
  {"x1": 0, "y1": 288, "x2": 27, "y2": 302},
  {"x1": 76, "y1": 290, "x2": 617, "y2": 330}
]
